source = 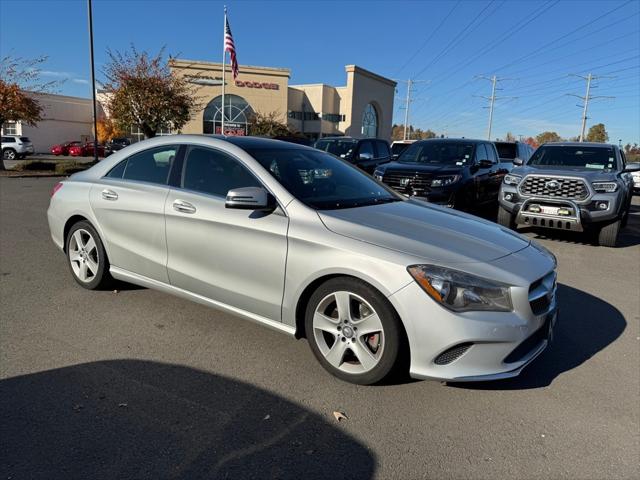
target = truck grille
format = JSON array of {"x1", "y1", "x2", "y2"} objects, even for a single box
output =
[
  {"x1": 519, "y1": 176, "x2": 589, "y2": 200},
  {"x1": 528, "y1": 271, "x2": 556, "y2": 316},
  {"x1": 382, "y1": 170, "x2": 432, "y2": 193}
]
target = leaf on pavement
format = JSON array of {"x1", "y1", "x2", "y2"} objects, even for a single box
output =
[{"x1": 333, "y1": 411, "x2": 347, "y2": 422}]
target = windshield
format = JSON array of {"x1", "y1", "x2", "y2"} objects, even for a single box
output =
[
  {"x1": 391, "y1": 143, "x2": 412, "y2": 156},
  {"x1": 247, "y1": 148, "x2": 401, "y2": 210},
  {"x1": 528, "y1": 146, "x2": 618, "y2": 170},
  {"x1": 495, "y1": 142, "x2": 517, "y2": 160},
  {"x1": 398, "y1": 141, "x2": 475, "y2": 166},
  {"x1": 314, "y1": 139, "x2": 357, "y2": 158}
]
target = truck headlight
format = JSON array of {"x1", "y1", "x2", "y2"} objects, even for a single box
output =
[
  {"x1": 504, "y1": 174, "x2": 522, "y2": 186},
  {"x1": 430, "y1": 175, "x2": 460, "y2": 187},
  {"x1": 591, "y1": 181, "x2": 618, "y2": 193},
  {"x1": 373, "y1": 169, "x2": 384, "y2": 181},
  {"x1": 407, "y1": 265, "x2": 513, "y2": 312}
]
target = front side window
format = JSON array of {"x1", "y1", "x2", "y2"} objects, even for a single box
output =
[
  {"x1": 106, "y1": 145, "x2": 177, "y2": 185},
  {"x1": 528, "y1": 146, "x2": 618, "y2": 171},
  {"x1": 247, "y1": 148, "x2": 400, "y2": 210},
  {"x1": 182, "y1": 146, "x2": 260, "y2": 197},
  {"x1": 376, "y1": 141, "x2": 391, "y2": 158},
  {"x1": 399, "y1": 141, "x2": 475, "y2": 166},
  {"x1": 2, "y1": 136, "x2": 15, "y2": 143}
]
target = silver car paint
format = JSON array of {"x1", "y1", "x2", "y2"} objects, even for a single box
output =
[{"x1": 48, "y1": 135, "x2": 556, "y2": 381}]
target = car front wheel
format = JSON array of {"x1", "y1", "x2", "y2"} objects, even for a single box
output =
[
  {"x1": 305, "y1": 277, "x2": 404, "y2": 385},
  {"x1": 497, "y1": 205, "x2": 516, "y2": 229},
  {"x1": 66, "y1": 221, "x2": 113, "y2": 289},
  {"x1": 597, "y1": 219, "x2": 621, "y2": 247}
]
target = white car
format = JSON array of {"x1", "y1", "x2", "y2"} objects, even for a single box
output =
[
  {"x1": 629, "y1": 163, "x2": 640, "y2": 194},
  {"x1": 1, "y1": 135, "x2": 35, "y2": 160}
]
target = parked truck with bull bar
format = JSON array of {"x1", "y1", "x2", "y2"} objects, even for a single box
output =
[{"x1": 498, "y1": 142, "x2": 638, "y2": 247}]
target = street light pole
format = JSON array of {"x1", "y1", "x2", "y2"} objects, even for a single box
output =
[{"x1": 87, "y1": 0, "x2": 99, "y2": 162}]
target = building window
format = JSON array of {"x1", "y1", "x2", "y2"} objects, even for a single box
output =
[
  {"x1": 287, "y1": 111, "x2": 319, "y2": 121},
  {"x1": 288, "y1": 111, "x2": 303, "y2": 120},
  {"x1": 322, "y1": 113, "x2": 345, "y2": 123},
  {"x1": 361, "y1": 103, "x2": 378, "y2": 138},
  {"x1": 203, "y1": 94, "x2": 254, "y2": 136},
  {"x1": 1, "y1": 121, "x2": 18, "y2": 136}
]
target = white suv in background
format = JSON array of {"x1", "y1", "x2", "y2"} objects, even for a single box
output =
[{"x1": 1, "y1": 136, "x2": 35, "y2": 160}]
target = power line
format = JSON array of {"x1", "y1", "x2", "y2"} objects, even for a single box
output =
[{"x1": 395, "y1": 79, "x2": 430, "y2": 140}]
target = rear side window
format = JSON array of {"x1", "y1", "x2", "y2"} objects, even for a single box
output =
[
  {"x1": 485, "y1": 144, "x2": 498, "y2": 163},
  {"x1": 2, "y1": 137, "x2": 15, "y2": 143},
  {"x1": 106, "y1": 145, "x2": 177, "y2": 185},
  {"x1": 182, "y1": 146, "x2": 260, "y2": 197},
  {"x1": 475, "y1": 144, "x2": 487, "y2": 161},
  {"x1": 376, "y1": 141, "x2": 391, "y2": 158}
]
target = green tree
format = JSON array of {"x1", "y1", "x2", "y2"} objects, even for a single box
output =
[
  {"x1": 536, "y1": 131, "x2": 562, "y2": 145},
  {"x1": 248, "y1": 111, "x2": 296, "y2": 137},
  {"x1": 585, "y1": 123, "x2": 608, "y2": 143},
  {"x1": 102, "y1": 46, "x2": 201, "y2": 139}
]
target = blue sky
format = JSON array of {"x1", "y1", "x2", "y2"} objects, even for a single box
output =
[{"x1": 1, "y1": 0, "x2": 638, "y2": 143}]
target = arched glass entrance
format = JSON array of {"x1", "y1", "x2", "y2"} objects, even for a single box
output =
[
  {"x1": 361, "y1": 103, "x2": 378, "y2": 138},
  {"x1": 203, "y1": 94, "x2": 254, "y2": 136}
]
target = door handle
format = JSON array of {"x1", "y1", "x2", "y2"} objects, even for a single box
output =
[
  {"x1": 173, "y1": 199, "x2": 196, "y2": 214},
  {"x1": 101, "y1": 189, "x2": 118, "y2": 201}
]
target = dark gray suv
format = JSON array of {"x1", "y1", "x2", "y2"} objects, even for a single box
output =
[{"x1": 498, "y1": 142, "x2": 638, "y2": 247}]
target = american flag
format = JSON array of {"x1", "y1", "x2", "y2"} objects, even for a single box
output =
[{"x1": 224, "y1": 15, "x2": 239, "y2": 80}]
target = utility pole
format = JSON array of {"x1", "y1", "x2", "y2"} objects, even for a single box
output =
[
  {"x1": 395, "y1": 79, "x2": 429, "y2": 140},
  {"x1": 87, "y1": 0, "x2": 98, "y2": 162},
  {"x1": 568, "y1": 73, "x2": 615, "y2": 142},
  {"x1": 475, "y1": 75, "x2": 516, "y2": 141}
]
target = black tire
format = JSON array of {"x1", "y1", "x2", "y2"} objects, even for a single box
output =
[
  {"x1": 597, "y1": 219, "x2": 621, "y2": 247},
  {"x1": 305, "y1": 277, "x2": 404, "y2": 385},
  {"x1": 497, "y1": 205, "x2": 516, "y2": 229},
  {"x1": 2, "y1": 148, "x2": 16, "y2": 160},
  {"x1": 65, "y1": 220, "x2": 113, "y2": 289}
]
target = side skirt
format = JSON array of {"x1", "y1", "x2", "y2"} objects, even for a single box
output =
[{"x1": 110, "y1": 266, "x2": 297, "y2": 337}]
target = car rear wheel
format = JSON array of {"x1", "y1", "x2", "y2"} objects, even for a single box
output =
[
  {"x1": 597, "y1": 219, "x2": 621, "y2": 247},
  {"x1": 66, "y1": 221, "x2": 113, "y2": 289},
  {"x1": 2, "y1": 148, "x2": 16, "y2": 160},
  {"x1": 305, "y1": 277, "x2": 403, "y2": 385},
  {"x1": 497, "y1": 205, "x2": 516, "y2": 229}
]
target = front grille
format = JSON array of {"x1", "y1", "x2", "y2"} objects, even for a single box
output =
[
  {"x1": 434, "y1": 342, "x2": 473, "y2": 365},
  {"x1": 519, "y1": 176, "x2": 589, "y2": 200},
  {"x1": 528, "y1": 271, "x2": 556, "y2": 316},
  {"x1": 382, "y1": 170, "x2": 433, "y2": 194}
]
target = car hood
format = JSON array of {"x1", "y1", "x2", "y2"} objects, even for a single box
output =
[
  {"x1": 512, "y1": 166, "x2": 617, "y2": 181},
  {"x1": 380, "y1": 162, "x2": 465, "y2": 175},
  {"x1": 319, "y1": 199, "x2": 530, "y2": 264}
]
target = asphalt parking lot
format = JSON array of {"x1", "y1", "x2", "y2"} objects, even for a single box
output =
[{"x1": 1, "y1": 177, "x2": 638, "y2": 480}]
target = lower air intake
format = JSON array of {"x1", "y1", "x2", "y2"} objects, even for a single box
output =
[{"x1": 434, "y1": 342, "x2": 473, "y2": 365}]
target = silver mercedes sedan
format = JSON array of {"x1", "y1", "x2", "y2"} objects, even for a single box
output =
[{"x1": 47, "y1": 135, "x2": 558, "y2": 385}]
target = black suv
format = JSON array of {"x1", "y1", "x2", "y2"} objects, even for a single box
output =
[
  {"x1": 313, "y1": 136, "x2": 391, "y2": 174},
  {"x1": 499, "y1": 142, "x2": 638, "y2": 247},
  {"x1": 494, "y1": 141, "x2": 534, "y2": 164},
  {"x1": 373, "y1": 138, "x2": 511, "y2": 210},
  {"x1": 106, "y1": 137, "x2": 131, "y2": 155}
]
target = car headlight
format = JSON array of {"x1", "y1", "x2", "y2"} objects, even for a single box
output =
[
  {"x1": 503, "y1": 174, "x2": 522, "y2": 186},
  {"x1": 373, "y1": 169, "x2": 384, "y2": 181},
  {"x1": 407, "y1": 265, "x2": 512, "y2": 312},
  {"x1": 430, "y1": 175, "x2": 461, "y2": 187},
  {"x1": 591, "y1": 181, "x2": 618, "y2": 193}
]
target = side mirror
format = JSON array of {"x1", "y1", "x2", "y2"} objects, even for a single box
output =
[
  {"x1": 478, "y1": 159, "x2": 493, "y2": 169},
  {"x1": 225, "y1": 187, "x2": 275, "y2": 211},
  {"x1": 513, "y1": 157, "x2": 524, "y2": 166},
  {"x1": 357, "y1": 151, "x2": 373, "y2": 161}
]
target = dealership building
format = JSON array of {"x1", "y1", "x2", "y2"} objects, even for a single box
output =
[{"x1": 170, "y1": 59, "x2": 397, "y2": 141}]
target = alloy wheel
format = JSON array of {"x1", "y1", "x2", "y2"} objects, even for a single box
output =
[
  {"x1": 68, "y1": 229, "x2": 99, "y2": 283},
  {"x1": 312, "y1": 291, "x2": 385, "y2": 374},
  {"x1": 3, "y1": 149, "x2": 16, "y2": 160}
]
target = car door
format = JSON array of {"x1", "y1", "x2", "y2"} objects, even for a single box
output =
[
  {"x1": 487, "y1": 143, "x2": 506, "y2": 200},
  {"x1": 164, "y1": 144, "x2": 289, "y2": 321},
  {"x1": 473, "y1": 144, "x2": 493, "y2": 204},
  {"x1": 353, "y1": 140, "x2": 378, "y2": 173},
  {"x1": 88, "y1": 144, "x2": 180, "y2": 283}
]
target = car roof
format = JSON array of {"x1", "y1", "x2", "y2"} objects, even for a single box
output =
[
  {"x1": 219, "y1": 135, "x2": 316, "y2": 151},
  {"x1": 414, "y1": 138, "x2": 487, "y2": 144},
  {"x1": 542, "y1": 142, "x2": 616, "y2": 148}
]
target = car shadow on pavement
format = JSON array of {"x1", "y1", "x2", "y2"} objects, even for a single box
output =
[
  {"x1": 452, "y1": 283, "x2": 627, "y2": 390},
  {"x1": 0, "y1": 360, "x2": 375, "y2": 480}
]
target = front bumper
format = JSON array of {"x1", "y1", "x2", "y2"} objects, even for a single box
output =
[
  {"x1": 390, "y1": 273, "x2": 557, "y2": 382},
  {"x1": 500, "y1": 184, "x2": 622, "y2": 227}
]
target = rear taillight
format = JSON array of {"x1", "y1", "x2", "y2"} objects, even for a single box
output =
[{"x1": 51, "y1": 182, "x2": 63, "y2": 197}]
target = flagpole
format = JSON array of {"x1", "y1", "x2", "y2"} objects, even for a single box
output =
[{"x1": 221, "y1": 6, "x2": 227, "y2": 135}]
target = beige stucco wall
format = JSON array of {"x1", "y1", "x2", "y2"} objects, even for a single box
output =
[{"x1": 170, "y1": 59, "x2": 290, "y2": 134}]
